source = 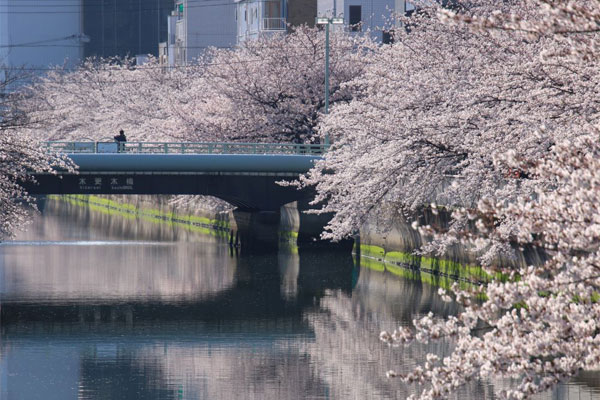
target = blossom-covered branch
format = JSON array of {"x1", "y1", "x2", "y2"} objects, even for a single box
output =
[{"x1": 0, "y1": 64, "x2": 74, "y2": 238}]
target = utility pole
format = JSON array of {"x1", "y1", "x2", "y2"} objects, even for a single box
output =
[{"x1": 315, "y1": 16, "x2": 343, "y2": 146}]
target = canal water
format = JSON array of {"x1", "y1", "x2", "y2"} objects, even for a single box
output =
[{"x1": 1, "y1": 197, "x2": 599, "y2": 399}]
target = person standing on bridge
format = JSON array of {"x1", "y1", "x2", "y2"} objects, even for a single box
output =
[
  {"x1": 114, "y1": 129, "x2": 127, "y2": 152},
  {"x1": 114, "y1": 129, "x2": 127, "y2": 143}
]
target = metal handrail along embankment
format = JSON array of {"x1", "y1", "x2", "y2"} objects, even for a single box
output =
[{"x1": 44, "y1": 141, "x2": 329, "y2": 156}]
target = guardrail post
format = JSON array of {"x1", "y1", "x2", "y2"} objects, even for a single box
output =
[{"x1": 164, "y1": 143, "x2": 169, "y2": 154}]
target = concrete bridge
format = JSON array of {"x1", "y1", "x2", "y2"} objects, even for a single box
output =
[{"x1": 24, "y1": 141, "x2": 326, "y2": 211}]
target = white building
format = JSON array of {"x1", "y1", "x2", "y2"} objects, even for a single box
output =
[
  {"x1": 169, "y1": 0, "x2": 237, "y2": 66},
  {"x1": 235, "y1": 0, "x2": 317, "y2": 43},
  {"x1": 235, "y1": 0, "x2": 286, "y2": 42},
  {"x1": 317, "y1": 0, "x2": 414, "y2": 43},
  {"x1": 0, "y1": 0, "x2": 85, "y2": 74}
]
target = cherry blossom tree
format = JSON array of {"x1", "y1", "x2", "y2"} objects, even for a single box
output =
[
  {"x1": 0, "y1": 65, "x2": 73, "y2": 238},
  {"x1": 177, "y1": 25, "x2": 376, "y2": 143},
  {"x1": 443, "y1": 0, "x2": 600, "y2": 62},
  {"x1": 0, "y1": 64, "x2": 34, "y2": 131},
  {"x1": 300, "y1": 0, "x2": 599, "y2": 247},
  {"x1": 14, "y1": 57, "x2": 186, "y2": 142},
  {"x1": 299, "y1": 0, "x2": 600, "y2": 398},
  {"x1": 381, "y1": 133, "x2": 600, "y2": 399},
  {"x1": 18, "y1": 26, "x2": 376, "y2": 144}
]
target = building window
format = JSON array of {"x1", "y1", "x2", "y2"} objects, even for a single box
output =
[
  {"x1": 264, "y1": 0, "x2": 281, "y2": 18},
  {"x1": 349, "y1": 6, "x2": 361, "y2": 31},
  {"x1": 382, "y1": 30, "x2": 394, "y2": 44}
]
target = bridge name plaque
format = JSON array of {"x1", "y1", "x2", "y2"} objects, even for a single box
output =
[{"x1": 78, "y1": 176, "x2": 134, "y2": 191}]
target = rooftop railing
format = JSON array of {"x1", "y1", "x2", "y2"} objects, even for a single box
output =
[
  {"x1": 262, "y1": 18, "x2": 286, "y2": 31},
  {"x1": 44, "y1": 141, "x2": 329, "y2": 156}
]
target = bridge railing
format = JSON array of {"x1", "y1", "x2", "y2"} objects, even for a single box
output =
[{"x1": 44, "y1": 141, "x2": 329, "y2": 156}]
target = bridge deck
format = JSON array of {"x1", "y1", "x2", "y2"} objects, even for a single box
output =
[{"x1": 56, "y1": 153, "x2": 320, "y2": 173}]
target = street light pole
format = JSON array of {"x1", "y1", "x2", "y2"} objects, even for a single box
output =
[
  {"x1": 324, "y1": 22, "x2": 330, "y2": 116},
  {"x1": 316, "y1": 16, "x2": 344, "y2": 146}
]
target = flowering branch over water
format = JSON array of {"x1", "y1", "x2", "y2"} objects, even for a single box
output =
[
  {"x1": 368, "y1": 2, "x2": 600, "y2": 397},
  {"x1": 0, "y1": 65, "x2": 74, "y2": 238},
  {"x1": 382, "y1": 134, "x2": 600, "y2": 399}
]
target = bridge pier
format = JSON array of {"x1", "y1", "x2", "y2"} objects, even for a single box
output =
[
  {"x1": 230, "y1": 201, "x2": 354, "y2": 253},
  {"x1": 280, "y1": 200, "x2": 354, "y2": 252},
  {"x1": 231, "y1": 210, "x2": 281, "y2": 253}
]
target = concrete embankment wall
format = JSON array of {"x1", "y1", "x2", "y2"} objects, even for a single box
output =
[
  {"x1": 357, "y1": 208, "x2": 547, "y2": 287},
  {"x1": 43, "y1": 195, "x2": 544, "y2": 286}
]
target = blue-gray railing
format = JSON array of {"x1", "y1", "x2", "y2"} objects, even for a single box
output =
[{"x1": 44, "y1": 141, "x2": 329, "y2": 156}]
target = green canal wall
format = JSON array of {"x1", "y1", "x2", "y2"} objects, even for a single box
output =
[
  {"x1": 45, "y1": 195, "x2": 330, "y2": 251},
  {"x1": 52, "y1": 194, "x2": 232, "y2": 241},
  {"x1": 44, "y1": 195, "x2": 539, "y2": 288}
]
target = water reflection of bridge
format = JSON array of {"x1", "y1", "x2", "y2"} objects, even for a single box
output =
[
  {"x1": 1, "y1": 243, "x2": 355, "y2": 400},
  {"x1": 0, "y1": 251, "x2": 355, "y2": 333},
  {"x1": 3, "y1": 253, "x2": 598, "y2": 399}
]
